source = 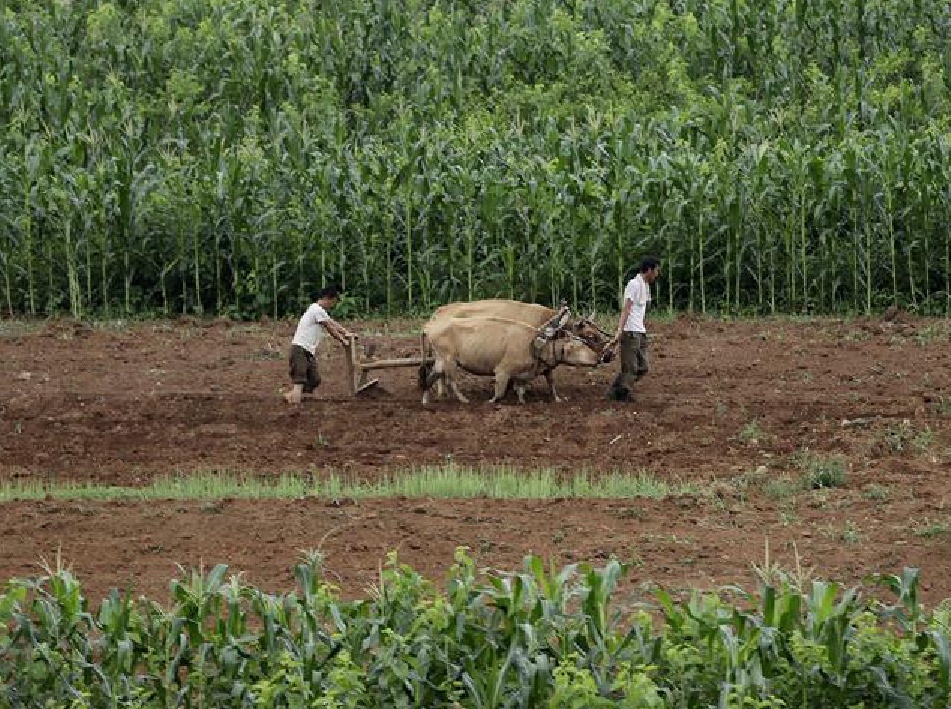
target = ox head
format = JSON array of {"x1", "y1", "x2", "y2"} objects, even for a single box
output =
[
  {"x1": 533, "y1": 306, "x2": 615, "y2": 366},
  {"x1": 551, "y1": 329, "x2": 602, "y2": 367},
  {"x1": 568, "y1": 313, "x2": 615, "y2": 363}
]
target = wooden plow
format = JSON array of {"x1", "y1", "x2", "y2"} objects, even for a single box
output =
[{"x1": 343, "y1": 334, "x2": 434, "y2": 396}]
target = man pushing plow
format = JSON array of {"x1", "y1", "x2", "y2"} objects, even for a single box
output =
[{"x1": 284, "y1": 286, "x2": 354, "y2": 404}]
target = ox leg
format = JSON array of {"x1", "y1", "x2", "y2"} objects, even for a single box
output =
[
  {"x1": 544, "y1": 370, "x2": 563, "y2": 403},
  {"x1": 427, "y1": 368, "x2": 447, "y2": 400},
  {"x1": 423, "y1": 372, "x2": 456, "y2": 404},
  {"x1": 515, "y1": 384, "x2": 528, "y2": 404},
  {"x1": 423, "y1": 373, "x2": 451, "y2": 404},
  {"x1": 422, "y1": 335, "x2": 447, "y2": 399},
  {"x1": 439, "y1": 359, "x2": 469, "y2": 403},
  {"x1": 448, "y1": 378, "x2": 469, "y2": 403},
  {"x1": 422, "y1": 359, "x2": 444, "y2": 405},
  {"x1": 489, "y1": 371, "x2": 511, "y2": 404}
]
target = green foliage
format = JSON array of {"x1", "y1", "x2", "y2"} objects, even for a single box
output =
[
  {"x1": 880, "y1": 419, "x2": 934, "y2": 455},
  {"x1": 761, "y1": 453, "x2": 848, "y2": 499},
  {"x1": 738, "y1": 420, "x2": 767, "y2": 445},
  {"x1": 797, "y1": 452, "x2": 848, "y2": 489},
  {"x1": 0, "y1": 0, "x2": 951, "y2": 317},
  {"x1": 1, "y1": 0, "x2": 950, "y2": 319},
  {"x1": 1, "y1": 550, "x2": 950, "y2": 707}
]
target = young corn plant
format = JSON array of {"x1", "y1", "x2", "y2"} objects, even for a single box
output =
[{"x1": 2, "y1": 550, "x2": 951, "y2": 706}]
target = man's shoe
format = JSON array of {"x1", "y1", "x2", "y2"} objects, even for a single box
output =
[{"x1": 606, "y1": 386, "x2": 630, "y2": 402}]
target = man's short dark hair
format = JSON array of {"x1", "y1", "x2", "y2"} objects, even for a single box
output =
[
  {"x1": 639, "y1": 256, "x2": 661, "y2": 273},
  {"x1": 317, "y1": 285, "x2": 341, "y2": 300}
]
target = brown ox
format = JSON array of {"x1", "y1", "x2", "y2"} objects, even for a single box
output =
[
  {"x1": 422, "y1": 299, "x2": 613, "y2": 401},
  {"x1": 419, "y1": 315, "x2": 601, "y2": 404}
]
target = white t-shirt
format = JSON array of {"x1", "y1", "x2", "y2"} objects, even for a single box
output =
[
  {"x1": 292, "y1": 303, "x2": 331, "y2": 354},
  {"x1": 622, "y1": 274, "x2": 651, "y2": 333}
]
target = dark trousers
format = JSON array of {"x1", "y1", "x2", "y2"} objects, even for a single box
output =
[
  {"x1": 288, "y1": 345, "x2": 321, "y2": 393},
  {"x1": 609, "y1": 332, "x2": 648, "y2": 394}
]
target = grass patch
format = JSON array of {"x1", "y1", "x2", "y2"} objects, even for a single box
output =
[
  {"x1": 0, "y1": 320, "x2": 42, "y2": 337},
  {"x1": 755, "y1": 453, "x2": 848, "y2": 501},
  {"x1": 863, "y1": 484, "x2": 891, "y2": 501},
  {"x1": 932, "y1": 397, "x2": 951, "y2": 417},
  {"x1": 879, "y1": 420, "x2": 933, "y2": 455},
  {"x1": 913, "y1": 518, "x2": 950, "y2": 539},
  {"x1": 796, "y1": 452, "x2": 848, "y2": 489},
  {"x1": 914, "y1": 322, "x2": 951, "y2": 345},
  {"x1": 247, "y1": 347, "x2": 283, "y2": 361},
  {"x1": 0, "y1": 466, "x2": 704, "y2": 503},
  {"x1": 841, "y1": 520, "x2": 862, "y2": 545},
  {"x1": 764, "y1": 474, "x2": 802, "y2": 500},
  {"x1": 738, "y1": 420, "x2": 769, "y2": 445},
  {"x1": 913, "y1": 427, "x2": 934, "y2": 453}
]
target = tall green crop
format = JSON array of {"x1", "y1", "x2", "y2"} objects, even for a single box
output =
[{"x1": 0, "y1": 0, "x2": 948, "y2": 318}]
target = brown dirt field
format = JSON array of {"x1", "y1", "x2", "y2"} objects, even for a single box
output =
[{"x1": 1, "y1": 313, "x2": 950, "y2": 606}]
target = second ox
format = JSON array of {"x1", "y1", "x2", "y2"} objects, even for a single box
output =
[{"x1": 431, "y1": 299, "x2": 612, "y2": 351}]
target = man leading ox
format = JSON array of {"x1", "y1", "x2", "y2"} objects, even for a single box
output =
[{"x1": 606, "y1": 256, "x2": 662, "y2": 402}]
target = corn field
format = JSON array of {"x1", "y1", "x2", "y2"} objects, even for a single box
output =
[
  {"x1": 1, "y1": 0, "x2": 950, "y2": 319},
  {"x1": 1, "y1": 551, "x2": 950, "y2": 707}
]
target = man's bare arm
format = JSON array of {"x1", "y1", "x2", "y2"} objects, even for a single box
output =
[{"x1": 324, "y1": 318, "x2": 352, "y2": 344}]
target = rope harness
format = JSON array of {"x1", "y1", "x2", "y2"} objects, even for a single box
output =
[
  {"x1": 530, "y1": 306, "x2": 567, "y2": 366},
  {"x1": 531, "y1": 334, "x2": 560, "y2": 368}
]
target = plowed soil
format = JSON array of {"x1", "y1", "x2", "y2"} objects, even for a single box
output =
[{"x1": 2, "y1": 313, "x2": 950, "y2": 606}]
